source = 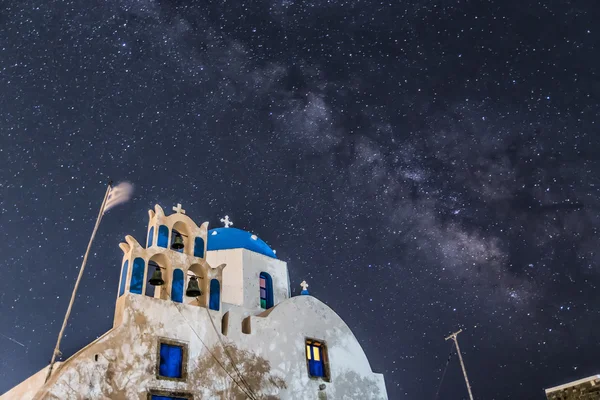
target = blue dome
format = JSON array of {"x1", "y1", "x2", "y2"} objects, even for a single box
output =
[{"x1": 207, "y1": 227, "x2": 277, "y2": 258}]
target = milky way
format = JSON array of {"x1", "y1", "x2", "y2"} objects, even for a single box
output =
[{"x1": 0, "y1": 0, "x2": 598, "y2": 398}]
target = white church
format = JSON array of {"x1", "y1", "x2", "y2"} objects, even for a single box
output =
[{"x1": 1, "y1": 204, "x2": 388, "y2": 400}]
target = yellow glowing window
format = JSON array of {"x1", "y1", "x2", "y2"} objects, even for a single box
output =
[
  {"x1": 305, "y1": 339, "x2": 327, "y2": 379},
  {"x1": 313, "y1": 348, "x2": 321, "y2": 361}
]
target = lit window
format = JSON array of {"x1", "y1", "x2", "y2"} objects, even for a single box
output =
[
  {"x1": 259, "y1": 272, "x2": 274, "y2": 309},
  {"x1": 306, "y1": 339, "x2": 329, "y2": 380},
  {"x1": 157, "y1": 340, "x2": 187, "y2": 380}
]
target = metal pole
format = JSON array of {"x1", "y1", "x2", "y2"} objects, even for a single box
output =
[
  {"x1": 445, "y1": 329, "x2": 474, "y2": 400},
  {"x1": 44, "y1": 182, "x2": 112, "y2": 383}
]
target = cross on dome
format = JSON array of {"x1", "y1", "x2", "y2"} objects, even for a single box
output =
[
  {"x1": 172, "y1": 203, "x2": 186, "y2": 214},
  {"x1": 300, "y1": 280, "x2": 310, "y2": 295},
  {"x1": 220, "y1": 215, "x2": 233, "y2": 228}
]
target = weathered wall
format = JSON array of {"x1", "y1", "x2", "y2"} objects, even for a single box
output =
[
  {"x1": 114, "y1": 205, "x2": 224, "y2": 328},
  {"x1": 227, "y1": 295, "x2": 387, "y2": 399},
  {"x1": 13, "y1": 292, "x2": 386, "y2": 400}
]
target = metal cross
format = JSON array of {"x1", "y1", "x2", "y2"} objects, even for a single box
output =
[
  {"x1": 220, "y1": 215, "x2": 233, "y2": 228},
  {"x1": 300, "y1": 281, "x2": 309, "y2": 291},
  {"x1": 172, "y1": 204, "x2": 186, "y2": 214}
]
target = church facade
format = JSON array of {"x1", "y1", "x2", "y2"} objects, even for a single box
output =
[{"x1": 1, "y1": 205, "x2": 387, "y2": 400}]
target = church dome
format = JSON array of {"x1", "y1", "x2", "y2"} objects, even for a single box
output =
[{"x1": 207, "y1": 227, "x2": 277, "y2": 258}]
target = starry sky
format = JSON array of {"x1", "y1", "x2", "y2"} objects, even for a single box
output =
[{"x1": 0, "y1": 0, "x2": 599, "y2": 398}]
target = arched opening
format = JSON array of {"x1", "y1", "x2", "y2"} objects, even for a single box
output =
[
  {"x1": 130, "y1": 258, "x2": 146, "y2": 295},
  {"x1": 259, "y1": 272, "x2": 274, "y2": 309},
  {"x1": 209, "y1": 279, "x2": 220, "y2": 311},
  {"x1": 172, "y1": 221, "x2": 191, "y2": 254},
  {"x1": 172, "y1": 269, "x2": 184, "y2": 303},
  {"x1": 157, "y1": 225, "x2": 169, "y2": 248},
  {"x1": 149, "y1": 253, "x2": 170, "y2": 300},
  {"x1": 186, "y1": 263, "x2": 206, "y2": 307},
  {"x1": 171, "y1": 229, "x2": 184, "y2": 253},
  {"x1": 242, "y1": 316, "x2": 251, "y2": 334},
  {"x1": 194, "y1": 237, "x2": 205, "y2": 258},
  {"x1": 145, "y1": 260, "x2": 160, "y2": 297},
  {"x1": 118, "y1": 260, "x2": 129, "y2": 297},
  {"x1": 147, "y1": 226, "x2": 155, "y2": 248},
  {"x1": 221, "y1": 312, "x2": 229, "y2": 335}
]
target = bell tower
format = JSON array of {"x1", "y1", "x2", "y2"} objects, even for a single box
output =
[{"x1": 113, "y1": 204, "x2": 225, "y2": 327}]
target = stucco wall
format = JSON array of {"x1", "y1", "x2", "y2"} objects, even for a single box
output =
[
  {"x1": 207, "y1": 248, "x2": 290, "y2": 312},
  {"x1": 227, "y1": 295, "x2": 387, "y2": 399},
  {"x1": 207, "y1": 249, "x2": 244, "y2": 306},
  {"x1": 11, "y1": 293, "x2": 386, "y2": 400}
]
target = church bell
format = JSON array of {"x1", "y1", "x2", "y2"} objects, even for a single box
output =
[
  {"x1": 171, "y1": 233, "x2": 184, "y2": 250},
  {"x1": 148, "y1": 267, "x2": 165, "y2": 286},
  {"x1": 186, "y1": 276, "x2": 202, "y2": 297}
]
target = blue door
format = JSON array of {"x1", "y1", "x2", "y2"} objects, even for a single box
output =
[
  {"x1": 158, "y1": 343, "x2": 184, "y2": 378},
  {"x1": 306, "y1": 340, "x2": 326, "y2": 378}
]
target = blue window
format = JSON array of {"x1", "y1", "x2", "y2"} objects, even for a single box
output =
[
  {"x1": 130, "y1": 258, "x2": 145, "y2": 295},
  {"x1": 157, "y1": 225, "x2": 169, "y2": 248},
  {"x1": 158, "y1": 342, "x2": 184, "y2": 378},
  {"x1": 306, "y1": 339, "x2": 328, "y2": 379},
  {"x1": 194, "y1": 237, "x2": 204, "y2": 258},
  {"x1": 118, "y1": 260, "x2": 129, "y2": 297},
  {"x1": 259, "y1": 272, "x2": 274, "y2": 309},
  {"x1": 151, "y1": 396, "x2": 187, "y2": 400},
  {"x1": 147, "y1": 226, "x2": 154, "y2": 248},
  {"x1": 171, "y1": 269, "x2": 184, "y2": 303},
  {"x1": 209, "y1": 279, "x2": 220, "y2": 311}
]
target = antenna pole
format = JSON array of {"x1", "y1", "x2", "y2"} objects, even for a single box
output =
[
  {"x1": 44, "y1": 182, "x2": 112, "y2": 384},
  {"x1": 445, "y1": 329, "x2": 474, "y2": 400}
]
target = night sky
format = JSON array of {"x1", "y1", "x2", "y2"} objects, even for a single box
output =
[{"x1": 1, "y1": 0, "x2": 599, "y2": 398}]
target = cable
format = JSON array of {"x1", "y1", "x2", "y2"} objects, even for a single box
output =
[
  {"x1": 433, "y1": 343, "x2": 455, "y2": 400},
  {"x1": 205, "y1": 307, "x2": 260, "y2": 400},
  {"x1": 160, "y1": 285, "x2": 259, "y2": 400},
  {"x1": 172, "y1": 303, "x2": 258, "y2": 400}
]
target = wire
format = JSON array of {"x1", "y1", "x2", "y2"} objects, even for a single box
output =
[
  {"x1": 171, "y1": 303, "x2": 258, "y2": 400},
  {"x1": 160, "y1": 285, "x2": 259, "y2": 400},
  {"x1": 205, "y1": 307, "x2": 260, "y2": 400},
  {"x1": 433, "y1": 343, "x2": 455, "y2": 400}
]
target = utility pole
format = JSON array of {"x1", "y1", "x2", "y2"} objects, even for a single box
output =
[
  {"x1": 445, "y1": 329, "x2": 474, "y2": 400},
  {"x1": 44, "y1": 183, "x2": 113, "y2": 384}
]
